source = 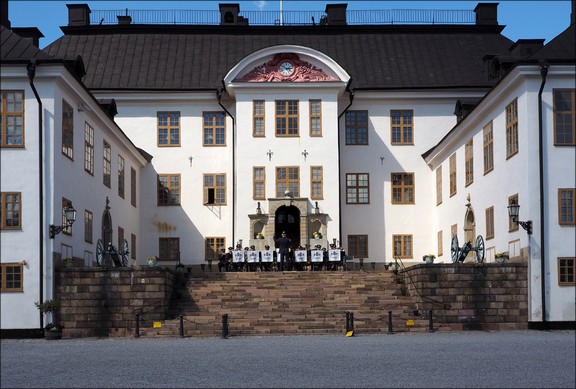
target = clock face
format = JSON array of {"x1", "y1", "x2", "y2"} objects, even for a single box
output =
[{"x1": 278, "y1": 61, "x2": 294, "y2": 76}]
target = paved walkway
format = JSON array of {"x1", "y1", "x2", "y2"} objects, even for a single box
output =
[{"x1": 1, "y1": 330, "x2": 575, "y2": 388}]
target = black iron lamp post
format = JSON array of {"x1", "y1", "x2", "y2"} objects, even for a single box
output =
[
  {"x1": 507, "y1": 200, "x2": 532, "y2": 235},
  {"x1": 49, "y1": 202, "x2": 77, "y2": 238}
]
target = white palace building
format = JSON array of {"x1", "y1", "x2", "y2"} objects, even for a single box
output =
[{"x1": 1, "y1": 0, "x2": 574, "y2": 334}]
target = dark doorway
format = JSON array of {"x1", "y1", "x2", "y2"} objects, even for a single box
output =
[{"x1": 275, "y1": 205, "x2": 300, "y2": 247}]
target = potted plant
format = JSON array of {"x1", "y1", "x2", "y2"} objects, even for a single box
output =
[
  {"x1": 389, "y1": 259, "x2": 400, "y2": 273},
  {"x1": 495, "y1": 252, "x2": 509, "y2": 264},
  {"x1": 423, "y1": 254, "x2": 436, "y2": 264},
  {"x1": 35, "y1": 299, "x2": 63, "y2": 340},
  {"x1": 148, "y1": 256, "x2": 158, "y2": 267},
  {"x1": 62, "y1": 257, "x2": 74, "y2": 267}
]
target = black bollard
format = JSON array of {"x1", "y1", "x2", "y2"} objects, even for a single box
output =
[
  {"x1": 179, "y1": 315, "x2": 184, "y2": 338},
  {"x1": 345, "y1": 311, "x2": 350, "y2": 332},
  {"x1": 387, "y1": 310, "x2": 394, "y2": 334},
  {"x1": 222, "y1": 314, "x2": 229, "y2": 339},
  {"x1": 349, "y1": 312, "x2": 354, "y2": 333},
  {"x1": 428, "y1": 309, "x2": 434, "y2": 333},
  {"x1": 134, "y1": 312, "x2": 141, "y2": 338}
]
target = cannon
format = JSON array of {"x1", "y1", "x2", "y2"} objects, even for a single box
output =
[
  {"x1": 451, "y1": 235, "x2": 485, "y2": 263},
  {"x1": 96, "y1": 239, "x2": 129, "y2": 267}
]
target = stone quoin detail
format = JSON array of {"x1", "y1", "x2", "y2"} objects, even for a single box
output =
[{"x1": 235, "y1": 53, "x2": 339, "y2": 82}]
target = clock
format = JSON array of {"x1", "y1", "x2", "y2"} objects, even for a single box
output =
[{"x1": 278, "y1": 61, "x2": 294, "y2": 76}]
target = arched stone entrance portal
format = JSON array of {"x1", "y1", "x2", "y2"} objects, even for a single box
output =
[{"x1": 275, "y1": 205, "x2": 301, "y2": 246}]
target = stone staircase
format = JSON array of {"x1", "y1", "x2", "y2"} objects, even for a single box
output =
[{"x1": 136, "y1": 271, "x2": 436, "y2": 338}]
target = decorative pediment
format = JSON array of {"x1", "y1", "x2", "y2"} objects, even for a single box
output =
[{"x1": 235, "y1": 53, "x2": 339, "y2": 82}]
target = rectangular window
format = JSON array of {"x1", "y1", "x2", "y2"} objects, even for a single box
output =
[
  {"x1": 553, "y1": 89, "x2": 575, "y2": 146},
  {"x1": 159, "y1": 237, "x2": 179, "y2": 261},
  {"x1": 393, "y1": 235, "x2": 413, "y2": 259},
  {"x1": 157, "y1": 112, "x2": 180, "y2": 146},
  {"x1": 131, "y1": 233, "x2": 136, "y2": 259},
  {"x1": 62, "y1": 99, "x2": 74, "y2": 159},
  {"x1": 451, "y1": 224, "x2": 458, "y2": 238},
  {"x1": 508, "y1": 194, "x2": 519, "y2": 232},
  {"x1": 1, "y1": 192, "x2": 21, "y2": 229},
  {"x1": 436, "y1": 167, "x2": 442, "y2": 206},
  {"x1": 437, "y1": 230, "x2": 443, "y2": 257},
  {"x1": 253, "y1": 167, "x2": 265, "y2": 200},
  {"x1": 103, "y1": 140, "x2": 111, "y2": 188},
  {"x1": 391, "y1": 173, "x2": 414, "y2": 204},
  {"x1": 345, "y1": 110, "x2": 368, "y2": 145},
  {"x1": 131, "y1": 167, "x2": 136, "y2": 207},
  {"x1": 118, "y1": 155, "x2": 125, "y2": 198},
  {"x1": 391, "y1": 110, "x2": 413, "y2": 145},
  {"x1": 118, "y1": 226, "x2": 124, "y2": 251},
  {"x1": 157, "y1": 174, "x2": 181, "y2": 206},
  {"x1": 483, "y1": 121, "x2": 494, "y2": 174},
  {"x1": 84, "y1": 210, "x2": 93, "y2": 243},
  {"x1": 311, "y1": 166, "x2": 323, "y2": 199},
  {"x1": 205, "y1": 237, "x2": 225, "y2": 262},
  {"x1": 309, "y1": 100, "x2": 322, "y2": 136},
  {"x1": 558, "y1": 188, "x2": 575, "y2": 225},
  {"x1": 348, "y1": 235, "x2": 368, "y2": 258},
  {"x1": 506, "y1": 98, "x2": 519, "y2": 158},
  {"x1": 465, "y1": 139, "x2": 474, "y2": 186},
  {"x1": 0, "y1": 263, "x2": 23, "y2": 292},
  {"x1": 1, "y1": 90, "x2": 24, "y2": 147},
  {"x1": 486, "y1": 206, "x2": 494, "y2": 240},
  {"x1": 276, "y1": 167, "x2": 300, "y2": 197},
  {"x1": 253, "y1": 100, "x2": 265, "y2": 137},
  {"x1": 346, "y1": 173, "x2": 369, "y2": 204},
  {"x1": 61, "y1": 197, "x2": 72, "y2": 236},
  {"x1": 204, "y1": 174, "x2": 226, "y2": 205},
  {"x1": 203, "y1": 112, "x2": 226, "y2": 146},
  {"x1": 84, "y1": 122, "x2": 94, "y2": 175},
  {"x1": 275, "y1": 100, "x2": 299, "y2": 136},
  {"x1": 449, "y1": 153, "x2": 457, "y2": 197},
  {"x1": 558, "y1": 257, "x2": 575, "y2": 286}
]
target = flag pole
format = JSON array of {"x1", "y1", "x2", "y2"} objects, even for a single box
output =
[{"x1": 280, "y1": 0, "x2": 283, "y2": 26}]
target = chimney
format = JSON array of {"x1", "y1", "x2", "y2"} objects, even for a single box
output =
[
  {"x1": 11, "y1": 27, "x2": 44, "y2": 47},
  {"x1": 324, "y1": 4, "x2": 347, "y2": 25},
  {"x1": 474, "y1": 3, "x2": 498, "y2": 26},
  {"x1": 219, "y1": 3, "x2": 248, "y2": 25},
  {"x1": 1, "y1": 0, "x2": 10, "y2": 28},
  {"x1": 117, "y1": 15, "x2": 132, "y2": 25},
  {"x1": 67, "y1": 4, "x2": 91, "y2": 27},
  {"x1": 509, "y1": 39, "x2": 545, "y2": 58}
]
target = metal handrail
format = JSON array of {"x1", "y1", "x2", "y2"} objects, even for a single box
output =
[
  {"x1": 90, "y1": 9, "x2": 475, "y2": 26},
  {"x1": 394, "y1": 255, "x2": 451, "y2": 309}
]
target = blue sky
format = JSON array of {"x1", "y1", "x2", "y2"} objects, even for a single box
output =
[{"x1": 7, "y1": 1, "x2": 573, "y2": 48}]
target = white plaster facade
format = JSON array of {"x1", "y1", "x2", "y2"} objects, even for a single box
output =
[{"x1": 0, "y1": 62, "x2": 147, "y2": 330}]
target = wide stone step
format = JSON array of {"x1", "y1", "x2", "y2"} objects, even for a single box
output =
[{"x1": 145, "y1": 271, "x2": 418, "y2": 338}]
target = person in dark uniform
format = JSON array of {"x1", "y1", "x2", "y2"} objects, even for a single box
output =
[
  {"x1": 218, "y1": 248, "x2": 228, "y2": 272},
  {"x1": 273, "y1": 231, "x2": 292, "y2": 271}
]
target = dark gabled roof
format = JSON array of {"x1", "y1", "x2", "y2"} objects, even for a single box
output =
[
  {"x1": 43, "y1": 24, "x2": 515, "y2": 91},
  {"x1": 0, "y1": 25, "x2": 52, "y2": 61},
  {"x1": 527, "y1": 24, "x2": 576, "y2": 63}
]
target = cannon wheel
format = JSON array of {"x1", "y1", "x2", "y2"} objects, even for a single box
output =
[
  {"x1": 121, "y1": 239, "x2": 130, "y2": 267},
  {"x1": 96, "y1": 239, "x2": 105, "y2": 267},
  {"x1": 451, "y1": 236, "x2": 459, "y2": 263},
  {"x1": 475, "y1": 235, "x2": 485, "y2": 263}
]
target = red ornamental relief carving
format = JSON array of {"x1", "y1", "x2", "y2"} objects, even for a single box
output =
[{"x1": 235, "y1": 54, "x2": 339, "y2": 82}]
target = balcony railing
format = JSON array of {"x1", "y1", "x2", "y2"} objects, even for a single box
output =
[{"x1": 90, "y1": 9, "x2": 476, "y2": 26}]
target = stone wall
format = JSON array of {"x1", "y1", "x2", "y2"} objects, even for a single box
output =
[
  {"x1": 55, "y1": 266, "x2": 176, "y2": 338},
  {"x1": 403, "y1": 262, "x2": 529, "y2": 330}
]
